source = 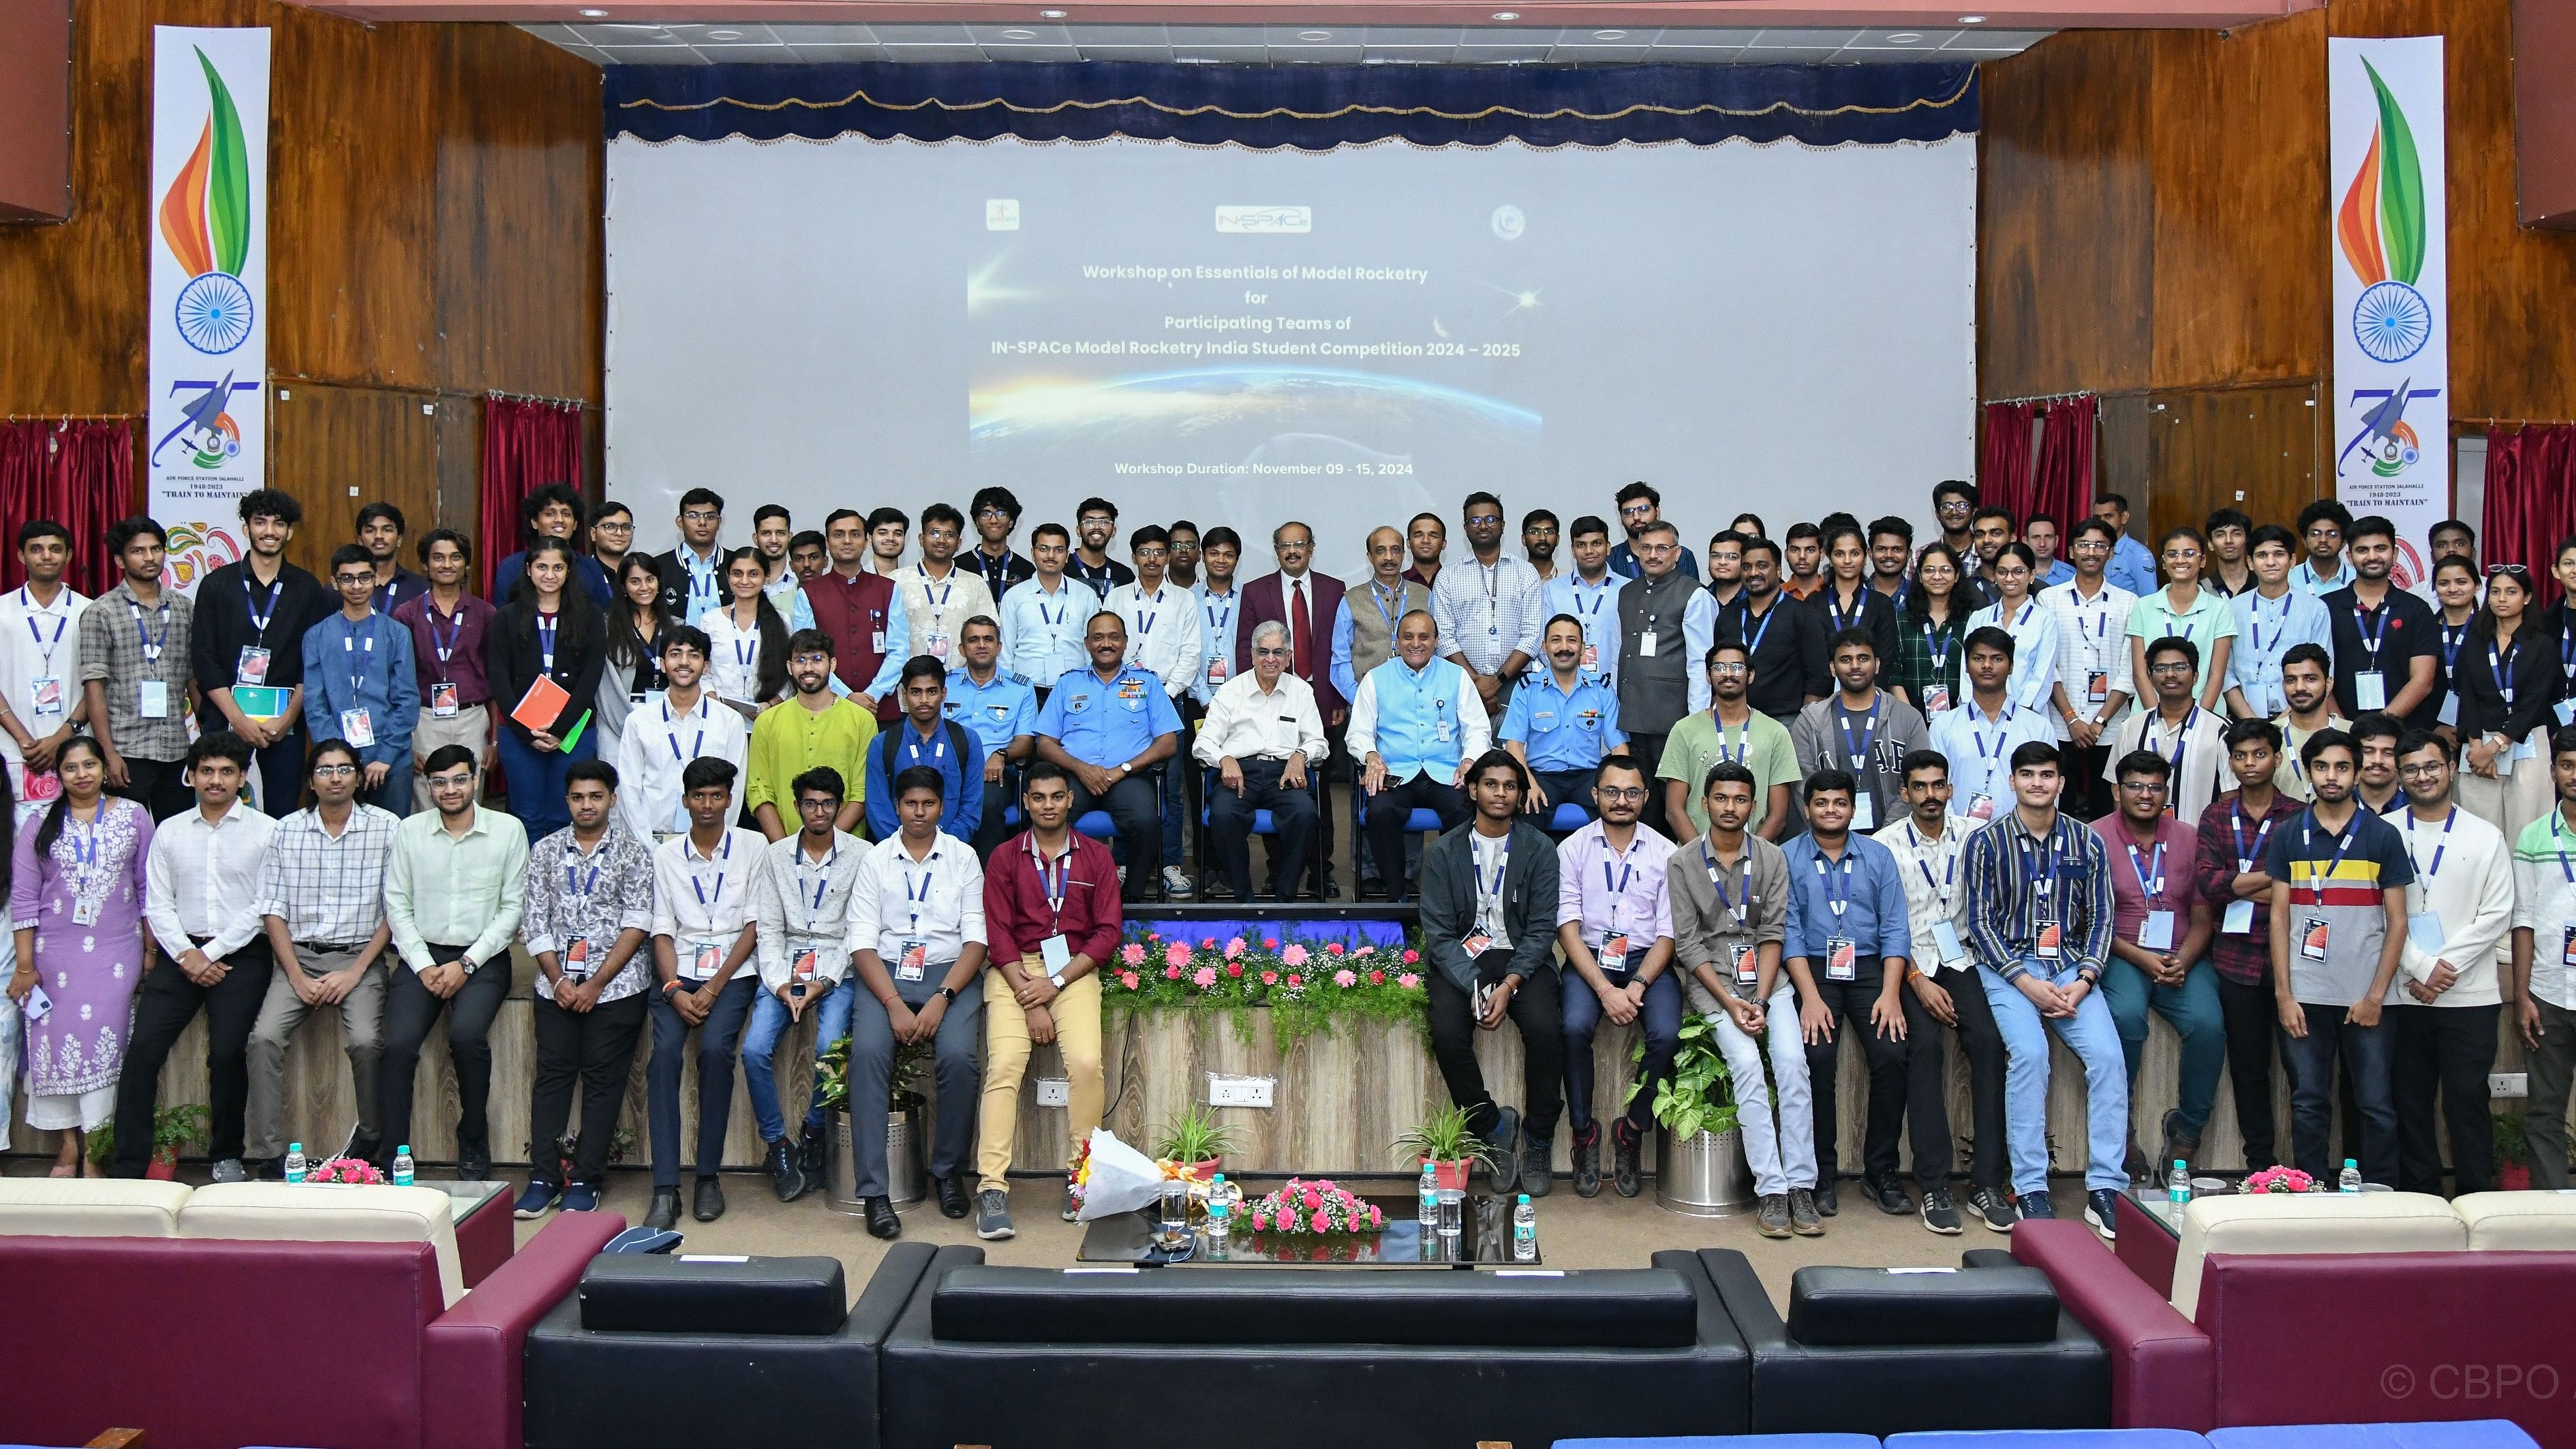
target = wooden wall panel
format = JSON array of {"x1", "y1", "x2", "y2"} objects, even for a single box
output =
[
  {"x1": 269, "y1": 382, "x2": 440, "y2": 577},
  {"x1": 1976, "y1": 29, "x2": 2157, "y2": 403},
  {"x1": 2148, "y1": 382, "x2": 2328, "y2": 536}
]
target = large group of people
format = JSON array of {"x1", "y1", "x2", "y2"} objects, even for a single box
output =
[{"x1": 1, "y1": 476, "x2": 2570, "y2": 1249}]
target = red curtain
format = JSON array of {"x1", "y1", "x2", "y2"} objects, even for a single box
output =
[
  {"x1": 2484, "y1": 423, "x2": 2576, "y2": 607},
  {"x1": 0, "y1": 419, "x2": 134, "y2": 596},
  {"x1": 2029, "y1": 393, "x2": 2100, "y2": 532},
  {"x1": 1980, "y1": 400, "x2": 2037, "y2": 524},
  {"x1": 478, "y1": 395, "x2": 584, "y2": 595}
]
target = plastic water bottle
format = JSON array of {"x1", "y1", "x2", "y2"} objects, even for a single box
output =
[
  {"x1": 1205, "y1": 1174, "x2": 1231, "y2": 1241},
  {"x1": 2167, "y1": 1159, "x2": 2190, "y2": 1206},
  {"x1": 283, "y1": 1143, "x2": 307, "y2": 1184},
  {"x1": 1418, "y1": 1161, "x2": 1439, "y2": 1229},
  {"x1": 2338, "y1": 1158, "x2": 2363, "y2": 1193},
  {"x1": 392, "y1": 1146, "x2": 415, "y2": 1188},
  {"x1": 1512, "y1": 1194, "x2": 1538, "y2": 1262}
]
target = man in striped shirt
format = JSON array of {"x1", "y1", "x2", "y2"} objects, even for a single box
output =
[{"x1": 1961, "y1": 739, "x2": 2129, "y2": 1234}]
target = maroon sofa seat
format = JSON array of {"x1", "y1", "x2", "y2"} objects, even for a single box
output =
[
  {"x1": 2015, "y1": 1220, "x2": 2576, "y2": 1449},
  {"x1": 0, "y1": 1209, "x2": 622, "y2": 1449}
]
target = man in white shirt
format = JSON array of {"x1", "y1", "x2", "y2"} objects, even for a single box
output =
[
  {"x1": 1107, "y1": 525, "x2": 1206, "y2": 891},
  {"x1": 1196, "y1": 620, "x2": 1328, "y2": 902},
  {"x1": 2103, "y1": 635, "x2": 2228, "y2": 823},
  {"x1": 1430, "y1": 492, "x2": 1546, "y2": 722},
  {"x1": 889, "y1": 503, "x2": 998, "y2": 670},
  {"x1": 998, "y1": 523, "x2": 1090, "y2": 693},
  {"x1": 1873, "y1": 749, "x2": 2017, "y2": 1231},
  {"x1": 0, "y1": 521, "x2": 89, "y2": 800},
  {"x1": 845, "y1": 765, "x2": 989, "y2": 1236},
  {"x1": 615, "y1": 626, "x2": 748, "y2": 840},
  {"x1": 740, "y1": 765, "x2": 868, "y2": 1208},
  {"x1": 2386, "y1": 730, "x2": 2514, "y2": 1195},
  {"x1": 1927, "y1": 628, "x2": 2055, "y2": 825},
  {"x1": 1189, "y1": 527, "x2": 1244, "y2": 710},
  {"x1": 643, "y1": 757, "x2": 763, "y2": 1232},
  {"x1": 2043, "y1": 518, "x2": 2137, "y2": 819},
  {"x1": 111, "y1": 731, "x2": 275, "y2": 1180}
]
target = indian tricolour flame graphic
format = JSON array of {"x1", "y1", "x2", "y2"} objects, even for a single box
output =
[
  {"x1": 2335, "y1": 59, "x2": 2429, "y2": 290},
  {"x1": 157, "y1": 48, "x2": 251, "y2": 282}
]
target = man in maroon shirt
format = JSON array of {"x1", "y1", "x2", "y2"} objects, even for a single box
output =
[
  {"x1": 975, "y1": 758, "x2": 1122, "y2": 1240},
  {"x1": 2196, "y1": 716, "x2": 2301, "y2": 1172},
  {"x1": 805, "y1": 507, "x2": 898, "y2": 720}
]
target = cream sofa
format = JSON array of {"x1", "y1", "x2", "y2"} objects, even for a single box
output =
[
  {"x1": 0, "y1": 1176, "x2": 465, "y2": 1306},
  {"x1": 2168, "y1": 1189, "x2": 2576, "y2": 1317}
]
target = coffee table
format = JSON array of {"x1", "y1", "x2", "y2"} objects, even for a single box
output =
[
  {"x1": 2117, "y1": 1183, "x2": 2192, "y2": 1296},
  {"x1": 1076, "y1": 1191, "x2": 1535, "y2": 1268},
  {"x1": 418, "y1": 1177, "x2": 515, "y2": 1286}
]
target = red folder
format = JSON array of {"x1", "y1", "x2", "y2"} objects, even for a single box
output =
[{"x1": 512, "y1": 675, "x2": 571, "y2": 732}]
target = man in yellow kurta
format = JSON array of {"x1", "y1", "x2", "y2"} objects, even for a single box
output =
[{"x1": 747, "y1": 628, "x2": 878, "y2": 839}]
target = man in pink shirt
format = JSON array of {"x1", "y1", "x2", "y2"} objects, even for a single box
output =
[{"x1": 2091, "y1": 748, "x2": 2224, "y2": 1176}]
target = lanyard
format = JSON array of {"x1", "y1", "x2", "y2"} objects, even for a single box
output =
[
  {"x1": 2440, "y1": 620, "x2": 2469, "y2": 673},
  {"x1": 919, "y1": 568, "x2": 953, "y2": 613},
  {"x1": 1715, "y1": 716, "x2": 1752, "y2": 765},
  {"x1": 2300, "y1": 810, "x2": 2363, "y2": 906},
  {"x1": 2255, "y1": 594, "x2": 2290, "y2": 659},
  {"x1": 1132, "y1": 590, "x2": 1161, "y2": 640},
  {"x1": 1828, "y1": 587, "x2": 1864, "y2": 633},
  {"x1": 20, "y1": 595, "x2": 64, "y2": 669},
  {"x1": 1814, "y1": 849, "x2": 1855, "y2": 919},
  {"x1": 1970, "y1": 704, "x2": 2015, "y2": 766},
  {"x1": 2126, "y1": 838, "x2": 2167, "y2": 900},
  {"x1": 1573, "y1": 579, "x2": 1607, "y2": 623},
  {"x1": 1036, "y1": 585, "x2": 1068, "y2": 630},
  {"x1": 427, "y1": 603, "x2": 463, "y2": 671},
  {"x1": 899, "y1": 846, "x2": 938, "y2": 934},
  {"x1": 129, "y1": 598, "x2": 170, "y2": 662},
  {"x1": 795, "y1": 841, "x2": 838, "y2": 926},
  {"x1": 536, "y1": 612, "x2": 559, "y2": 673},
  {"x1": 1599, "y1": 835, "x2": 1637, "y2": 932},
  {"x1": 731, "y1": 612, "x2": 757, "y2": 671},
  {"x1": 2018, "y1": 821, "x2": 2066, "y2": 905},
  {"x1": 1923, "y1": 617, "x2": 1955, "y2": 680},
  {"x1": 1203, "y1": 590, "x2": 1236, "y2": 640},
  {"x1": 2232, "y1": 804, "x2": 2277, "y2": 872},
  {"x1": 2008, "y1": 599, "x2": 2036, "y2": 631},
  {"x1": 2406, "y1": 806, "x2": 2455, "y2": 883},
  {"x1": 1032, "y1": 834, "x2": 1071, "y2": 922},
  {"x1": 2151, "y1": 706, "x2": 2198, "y2": 778},
  {"x1": 67, "y1": 815, "x2": 98, "y2": 869},
  {"x1": 1906, "y1": 820, "x2": 1956, "y2": 907},
  {"x1": 341, "y1": 618, "x2": 376, "y2": 697},
  {"x1": 1703, "y1": 842, "x2": 1751, "y2": 927},
  {"x1": 902, "y1": 724, "x2": 947, "y2": 765},
  {"x1": 688, "y1": 833, "x2": 733, "y2": 908},
  {"x1": 1744, "y1": 599, "x2": 1779, "y2": 659},
  {"x1": 2491, "y1": 640, "x2": 2519, "y2": 708},
  {"x1": 1837, "y1": 697, "x2": 1883, "y2": 774},
  {"x1": 2556, "y1": 812, "x2": 2576, "y2": 887},
  {"x1": 1477, "y1": 837, "x2": 1511, "y2": 909},
  {"x1": 244, "y1": 575, "x2": 281, "y2": 638},
  {"x1": 563, "y1": 841, "x2": 601, "y2": 899},
  {"x1": 687, "y1": 552, "x2": 720, "y2": 608},
  {"x1": 2074, "y1": 592, "x2": 2112, "y2": 660},
  {"x1": 663, "y1": 699, "x2": 705, "y2": 763},
  {"x1": 2357, "y1": 600, "x2": 2391, "y2": 666},
  {"x1": 1364, "y1": 581, "x2": 1402, "y2": 631}
]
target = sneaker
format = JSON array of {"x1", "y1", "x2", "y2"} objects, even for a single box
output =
[
  {"x1": 512, "y1": 1180, "x2": 563, "y2": 1219},
  {"x1": 1161, "y1": 866, "x2": 1195, "y2": 898},
  {"x1": 2086, "y1": 1188, "x2": 2121, "y2": 1240},
  {"x1": 1518, "y1": 1137, "x2": 1552, "y2": 1199},
  {"x1": 1570, "y1": 1123, "x2": 1601, "y2": 1198},
  {"x1": 1611, "y1": 1121, "x2": 1643, "y2": 1199},
  {"x1": 1481, "y1": 1107, "x2": 1522, "y2": 1195},
  {"x1": 561, "y1": 1180, "x2": 603, "y2": 1214},
  {"x1": 209, "y1": 1158, "x2": 247, "y2": 1184},
  {"x1": 1865, "y1": 1172, "x2": 1911, "y2": 1215},
  {"x1": 1811, "y1": 1176, "x2": 1840, "y2": 1217},
  {"x1": 1965, "y1": 1184, "x2": 2020, "y2": 1232},
  {"x1": 457, "y1": 1148, "x2": 491, "y2": 1183},
  {"x1": 799, "y1": 1120, "x2": 829, "y2": 1179},
  {"x1": 975, "y1": 1188, "x2": 1015, "y2": 1240},
  {"x1": 765, "y1": 1139, "x2": 808, "y2": 1204},
  {"x1": 1788, "y1": 1187, "x2": 1825, "y2": 1236},
  {"x1": 2015, "y1": 1189, "x2": 2057, "y2": 1221},
  {"x1": 1920, "y1": 1185, "x2": 1963, "y2": 1235},
  {"x1": 1756, "y1": 1194, "x2": 1794, "y2": 1238}
]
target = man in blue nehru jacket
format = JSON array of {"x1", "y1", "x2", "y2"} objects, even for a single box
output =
[{"x1": 1347, "y1": 609, "x2": 1490, "y2": 900}]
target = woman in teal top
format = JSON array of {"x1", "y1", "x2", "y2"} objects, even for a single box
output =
[{"x1": 2126, "y1": 526, "x2": 2238, "y2": 714}]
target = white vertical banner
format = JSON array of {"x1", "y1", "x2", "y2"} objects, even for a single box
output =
[
  {"x1": 2330, "y1": 35, "x2": 2448, "y2": 588},
  {"x1": 145, "y1": 26, "x2": 269, "y2": 593}
]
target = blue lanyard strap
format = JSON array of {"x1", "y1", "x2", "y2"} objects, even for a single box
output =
[
  {"x1": 1906, "y1": 821, "x2": 1955, "y2": 902},
  {"x1": 2301, "y1": 810, "x2": 2363, "y2": 906},
  {"x1": 2491, "y1": 641, "x2": 2519, "y2": 707},
  {"x1": 1702, "y1": 842, "x2": 1749, "y2": 924},
  {"x1": 2357, "y1": 600, "x2": 2390, "y2": 662},
  {"x1": 689, "y1": 833, "x2": 733, "y2": 906},
  {"x1": 2231, "y1": 806, "x2": 2276, "y2": 870},
  {"x1": 244, "y1": 575, "x2": 281, "y2": 636},
  {"x1": 535, "y1": 612, "x2": 559, "y2": 672},
  {"x1": 1837, "y1": 697, "x2": 1883, "y2": 774},
  {"x1": 2126, "y1": 838, "x2": 2166, "y2": 900},
  {"x1": 129, "y1": 598, "x2": 169, "y2": 660},
  {"x1": 1815, "y1": 849, "x2": 1854, "y2": 918},
  {"x1": 2406, "y1": 806, "x2": 2455, "y2": 882}
]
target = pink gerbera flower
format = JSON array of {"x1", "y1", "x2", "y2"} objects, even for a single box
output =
[
  {"x1": 1398, "y1": 973, "x2": 1422, "y2": 989},
  {"x1": 1281, "y1": 943, "x2": 1309, "y2": 966},
  {"x1": 1368, "y1": 970, "x2": 1385, "y2": 986},
  {"x1": 1120, "y1": 943, "x2": 1147, "y2": 966},
  {"x1": 1260, "y1": 969, "x2": 1278, "y2": 986},
  {"x1": 1163, "y1": 941, "x2": 1192, "y2": 969},
  {"x1": 1118, "y1": 971, "x2": 1140, "y2": 990},
  {"x1": 1332, "y1": 969, "x2": 1357, "y2": 988},
  {"x1": 1225, "y1": 936, "x2": 1246, "y2": 960},
  {"x1": 1164, "y1": 964, "x2": 1182, "y2": 980},
  {"x1": 1193, "y1": 966, "x2": 1218, "y2": 988}
]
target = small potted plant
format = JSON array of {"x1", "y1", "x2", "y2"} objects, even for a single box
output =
[
  {"x1": 2496, "y1": 1112, "x2": 2532, "y2": 1192},
  {"x1": 1152, "y1": 1105, "x2": 1240, "y2": 1181},
  {"x1": 86, "y1": 1104, "x2": 209, "y2": 1180},
  {"x1": 814, "y1": 1034, "x2": 930, "y2": 1212},
  {"x1": 1392, "y1": 1103, "x2": 1495, "y2": 1192},
  {"x1": 1635, "y1": 1016, "x2": 1751, "y2": 1217}
]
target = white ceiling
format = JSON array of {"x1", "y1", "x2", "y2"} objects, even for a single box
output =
[{"x1": 526, "y1": 20, "x2": 2049, "y2": 64}]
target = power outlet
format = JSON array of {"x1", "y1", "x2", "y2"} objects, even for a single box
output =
[
  {"x1": 1035, "y1": 1077, "x2": 1070, "y2": 1107},
  {"x1": 2490, "y1": 1072, "x2": 2529, "y2": 1098},
  {"x1": 1208, "y1": 1073, "x2": 1275, "y2": 1110}
]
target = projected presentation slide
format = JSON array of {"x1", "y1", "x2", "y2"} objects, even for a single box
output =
[{"x1": 609, "y1": 136, "x2": 1974, "y2": 573}]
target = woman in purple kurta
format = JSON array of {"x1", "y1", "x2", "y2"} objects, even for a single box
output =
[{"x1": 5, "y1": 738, "x2": 153, "y2": 1173}]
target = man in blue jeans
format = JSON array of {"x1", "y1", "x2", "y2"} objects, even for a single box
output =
[
  {"x1": 1554, "y1": 754, "x2": 1677, "y2": 1198},
  {"x1": 1961, "y1": 739, "x2": 2130, "y2": 1236},
  {"x1": 741, "y1": 767, "x2": 867, "y2": 1206},
  {"x1": 2091, "y1": 748, "x2": 2225, "y2": 1177},
  {"x1": 644, "y1": 757, "x2": 763, "y2": 1232},
  {"x1": 2265, "y1": 727, "x2": 2412, "y2": 1185}
]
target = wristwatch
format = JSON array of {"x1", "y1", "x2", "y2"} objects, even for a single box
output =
[
  {"x1": 1047, "y1": 970, "x2": 1067, "y2": 990},
  {"x1": 1118, "y1": 761, "x2": 1133, "y2": 776},
  {"x1": 936, "y1": 985, "x2": 958, "y2": 1003}
]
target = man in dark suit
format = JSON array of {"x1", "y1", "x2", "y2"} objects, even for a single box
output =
[
  {"x1": 653, "y1": 487, "x2": 730, "y2": 624},
  {"x1": 1236, "y1": 520, "x2": 1349, "y2": 891}
]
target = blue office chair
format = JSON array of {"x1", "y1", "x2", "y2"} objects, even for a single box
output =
[
  {"x1": 1193, "y1": 765, "x2": 1328, "y2": 901},
  {"x1": 1545, "y1": 802, "x2": 1593, "y2": 834}
]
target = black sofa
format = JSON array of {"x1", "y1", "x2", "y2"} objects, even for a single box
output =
[
  {"x1": 524, "y1": 1244, "x2": 933, "y2": 1449},
  {"x1": 1698, "y1": 1247, "x2": 2111, "y2": 1436},
  {"x1": 876, "y1": 1245, "x2": 1751, "y2": 1448}
]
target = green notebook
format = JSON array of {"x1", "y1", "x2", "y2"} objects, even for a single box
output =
[
  {"x1": 555, "y1": 709, "x2": 594, "y2": 753},
  {"x1": 233, "y1": 686, "x2": 290, "y2": 720}
]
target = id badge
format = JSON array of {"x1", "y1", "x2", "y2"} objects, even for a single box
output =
[
  {"x1": 72, "y1": 894, "x2": 99, "y2": 928},
  {"x1": 896, "y1": 941, "x2": 927, "y2": 982},
  {"x1": 2408, "y1": 911, "x2": 2445, "y2": 952},
  {"x1": 687, "y1": 939, "x2": 724, "y2": 981},
  {"x1": 139, "y1": 680, "x2": 168, "y2": 718},
  {"x1": 1599, "y1": 932, "x2": 1629, "y2": 975},
  {"x1": 2560, "y1": 924, "x2": 2576, "y2": 970},
  {"x1": 1206, "y1": 656, "x2": 1229, "y2": 684},
  {"x1": 1924, "y1": 685, "x2": 1952, "y2": 714},
  {"x1": 2560, "y1": 699, "x2": 2576, "y2": 729},
  {"x1": 2035, "y1": 917, "x2": 2063, "y2": 960},
  {"x1": 1826, "y1": 936, "x2": 1858, "y2": 982},
  {"x1": 1851, "y1": 793, "x2": 1875, "y2": 831},
  {"x1": 1967, "y1": 792, "x2": 1996, "y2": 822},
  {"x1": 1731, "y1": 941, "x2": 1758, "y2": 988},
  {"x1": 1638, "y1": 630, "x2": 1658, "y2": 658},
  {"x1": 927, "y1": 632, "x2": 951, "y2": 660},
  {"x1": 1039, "y1": 934, "x2": 1072, "y2": 973},
  {"x1": 340, "y1": 708, "x2": 375, "y2": 748},
  {"x1": 429, "y1": 682, "x2": 460, "y2": 718},
  {"x1": 562, "y1": 938, "x2": 591, "y2": 980},
  {"x1": 871, "y1": 629, "x2": 889, "y2": 654},
  {"x1": 1931, "y1": 919, "x2": 1967, "y2": 966},
  {"x1": 1581, "y1": 643, "x2": 1599, "y2": 669},
  {"x1": 2140, "y1": 910, "x2": 2177, "y2": 951},
  {"x1": 2087, "y1": 670, "x2": 2109, "y2": 703},
  {"x1": 2299, "y1": 916, "x2": 2331, "y2": 962},
  {"x1": 793, "y1": 947, "x2": 819, "y2": 984},
  {"x1": 237, "y1": 645, "x2": 271, "y2": 685},
  {"x1": 2438, "y1": 693, "x2": 2459, "y2": 727},
  {"x1": 2223, "y1": 898, "x2": 2256, "y2": 934},
  {"x1": 1434, "y1": 719, "x2": 1454, "y2": 744},
  {"x1": 28, "y1": 676, "x2": 62, "y2": 720},
  {"x1": 2356, "y1": 671, "x2": 2388, "y2": 712},
  {"x1": 1462, "y1": 932, "x2": 1494, "y2": 958}
]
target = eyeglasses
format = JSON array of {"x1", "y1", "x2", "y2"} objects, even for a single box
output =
[
  {"x1": 681, "y1": 509, "x2": 720, "y2": 523},
  {"x1": 333, "y1": 574, "x2": 373, "y2": 586},
  {"x1": 975, "y1": 506, "x2": 1013, "y2": 521},
  {"x1": 2488, "y1": 563, "x2": 2530, "y2": 577},
  {"x1": 2119, "y1": 779, "x2": 2169, "y2": 794},
  {"x1": 1253, "y1": 646, "x2": 1289, "y2": 658},
  {"x1": 595, "y1": 520, "x2": 634, "y2": 533},
  {"x1": 2148, "y1": 661, "x2": 2196, "y2": 675},
  {"x1": 1709, "y1": 662, "x2": 1749, "y2": 676},
  {"x1": 2397, "y1": 761, "x2": 2451, "y2": 778},
  {"x1": 312, "y1": 764, "x2": 357, "y2": 779},
  {"x1": 1597, "y1": 786, "x2": 1648, "y2": 803},
  {"x1": 1619, "y1": 503, "x2": 1655, "y2": 517}
]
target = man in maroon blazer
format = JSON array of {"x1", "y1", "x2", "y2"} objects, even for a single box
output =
[{"x1": 1236, "y1": 520, "x2": 1348, "y2": 894}]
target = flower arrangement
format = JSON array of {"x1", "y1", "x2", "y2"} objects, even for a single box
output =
[
  {"x1": 304, "y1": 1156, "x2": 386, "y2": 1185},
  {"x1": 1109, "y1": 929, "x2": 1430, "y2": 1046},
  {"x1": 1247, "y1": 1177, "x2": 1383, "y2": 1236},
  {"x1": 1067, "y1": 1135, "x2": 1221, "y2": 1217},
  {"x1": 2242, "y1": 1165, "x2": 2316, "y2": 1194}
]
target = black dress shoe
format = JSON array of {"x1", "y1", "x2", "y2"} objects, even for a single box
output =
[
  {"x1": 1812, "y1": 1176, "x2": 1841, "y2": 1217},
  {"x1": 863, "y1": 1195, "x2": 902, "y2": 1240},
  {"x1": 938, "y1": 1174, "x2": 972, "y2": 1219},
  {"x1": 693, "y1": 1176, "x2": 726, "y2": 1223},
  {"x1": 799, "y1": 1121, "x2": 829, "y2": 1178},
  {"x1": 644, "y1": 1186, "x2": 681, "y2": 1232},
  {"x1": 457, "y1": 1149, "x2": 491, "y2": 1183},
  {"x1": 765, "y1": 1140, "x2": 808, "y2": 1203}
]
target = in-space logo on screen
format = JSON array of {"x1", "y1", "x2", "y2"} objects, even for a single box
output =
[{"x1": 1214, "y1": 206, "x2": 1312, "y2": 234}]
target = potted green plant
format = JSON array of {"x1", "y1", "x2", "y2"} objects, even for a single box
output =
[
  {"x1": 1152, "y1": 1105, "x2": 1241, "y2": 1180},
  {"x1": 2496, "y1": 1110, "x2": 2532, "y2": 1192},
  {"x1": 1632, "y1": 1016, "x2": 1753, "y2": 1217},
  {"x1": 814, "y1": 1034, "x2": 929, "y2": 1213},
  {"x1": 86, "y1": 1103, "x2": 208, "y2": 1180},
  {"x1": 1392, "y1": 1103, "x2": 1497, "y2": 1191}
]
